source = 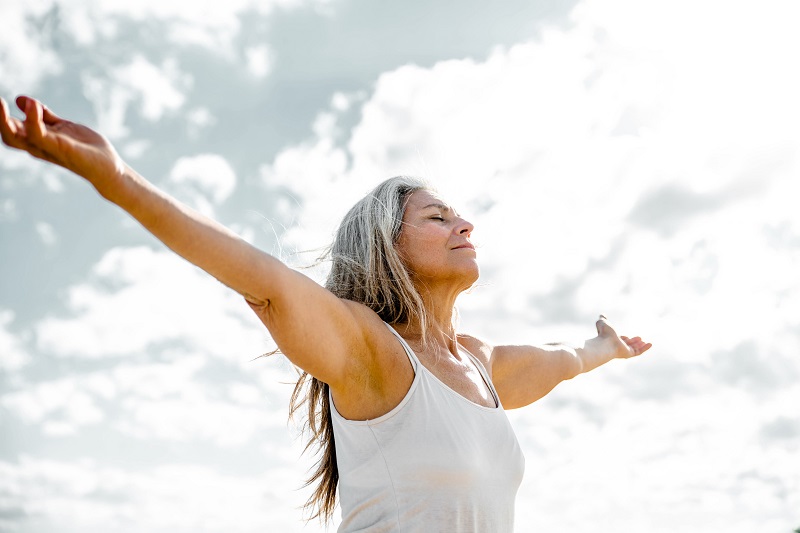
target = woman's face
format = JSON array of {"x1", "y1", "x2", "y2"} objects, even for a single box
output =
[{"x1": 396, "y1": 189, "x2": 479, "y2": 291}]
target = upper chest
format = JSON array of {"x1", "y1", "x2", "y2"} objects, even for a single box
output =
[{"x1": 408, "y1": 342, "x2": 496, "y2": 409}]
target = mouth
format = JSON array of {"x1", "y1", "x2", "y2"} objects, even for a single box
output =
[{"x1": 452, "y1": 243, "x2": 475, "y2": 251}]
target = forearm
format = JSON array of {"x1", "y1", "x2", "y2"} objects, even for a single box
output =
[
  {"x1": 493, "y1": 319, "x2": 651, "y2": 407},
  {"x1": 544, "y1": 338, "x2": 617, "y2": 379},
  {"x1": 100, "y1": 165, "x2": 280, "y2": 304}
]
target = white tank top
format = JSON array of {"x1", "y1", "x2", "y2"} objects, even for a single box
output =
[{"x1": 330, "y1": 323, "x2": 526, "y2": 532}]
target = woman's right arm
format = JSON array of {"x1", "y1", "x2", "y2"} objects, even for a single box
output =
[{"x1": 0, "y1": 95, "x2": 373, "y2": 388}]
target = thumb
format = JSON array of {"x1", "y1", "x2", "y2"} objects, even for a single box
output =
[{"x1": 596, "y1": 314, "x2": 612, "y2": 337}]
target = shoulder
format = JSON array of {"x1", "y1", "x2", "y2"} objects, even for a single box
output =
[
  {"x1": 337, "y1": 299, "x2": 402, "y2": 356},
  {"x1": 329, "y1": 301, "x2": 419, "y2": 420},
  {"x1": 336, "y1": 299, "x2": 412, "y2": 380}
]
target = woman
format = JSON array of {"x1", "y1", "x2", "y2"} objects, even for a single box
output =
[{"x1": 0, "y1": 95, "x2": 651, "y2": 532}]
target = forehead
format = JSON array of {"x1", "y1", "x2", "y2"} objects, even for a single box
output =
[{"x1": 405, "y1": 189, "x2": 452, "y2": 212}]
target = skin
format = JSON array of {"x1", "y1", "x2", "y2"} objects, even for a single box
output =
[{"x1": 0, "y1": 95, "x2": 651, "y2": 424}]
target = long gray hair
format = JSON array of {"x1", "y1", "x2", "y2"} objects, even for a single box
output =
[{"x1": 290, "y1": 175, "x2": 432, "y2": 522}]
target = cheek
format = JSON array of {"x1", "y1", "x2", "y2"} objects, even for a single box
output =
[{"x1": 397, "y1": 228, "x2": 439, "y2": 266}]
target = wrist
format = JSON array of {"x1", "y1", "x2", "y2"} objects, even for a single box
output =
[
  {"x1": 576, "y1": 336, "x2": 617, "y2": 374},
  {"x1": 94, "y1": 162, "x2": 137, "y2": 204}
]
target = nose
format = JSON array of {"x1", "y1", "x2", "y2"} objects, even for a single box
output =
[{"x1": 457, "y1": 218, "x2": 474, "y2": 237}]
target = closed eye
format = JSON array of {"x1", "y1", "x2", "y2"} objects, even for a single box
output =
[{"x1": 430, "y1": 216, "x2": 445, "y2": 221}]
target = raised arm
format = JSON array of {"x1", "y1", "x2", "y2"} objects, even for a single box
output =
[
  {"x1": 488, "y1": 316, "x2": 652, "y2": 409},
  {"x1": 0, "y1": 95, "x2": 370, "y2": 388}
]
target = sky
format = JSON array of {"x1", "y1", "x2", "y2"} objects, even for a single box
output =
[{"x1": 1, "y1": 0, "x2": 799, "y2": 531}]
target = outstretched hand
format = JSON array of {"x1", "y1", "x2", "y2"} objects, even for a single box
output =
[
  {"x1": 0, "y1": 95, "x2": 125, "y2": 186},
  {"x1": 594, "y1": 314, "x2": 652, "y2": 359}
]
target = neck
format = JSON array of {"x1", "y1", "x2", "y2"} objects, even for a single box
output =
[{"x1": 396, "y1": 281, "x2": 462, "y2": 353}]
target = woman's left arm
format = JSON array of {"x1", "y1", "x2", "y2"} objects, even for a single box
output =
[{"x1": 489, "y1": 316, "x2": 652, "y2": 409}]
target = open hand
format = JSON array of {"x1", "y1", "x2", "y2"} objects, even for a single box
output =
[
  {"x1": 594, "y1": 314, "x2": 652, "y2": 359},
  {"x1": 0, "y1": 95, "x2": 125, "y2": 187}
]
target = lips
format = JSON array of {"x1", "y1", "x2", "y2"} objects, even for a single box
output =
[{"x1": 452, "y1": 243, "x2": 475, "y2": 251}]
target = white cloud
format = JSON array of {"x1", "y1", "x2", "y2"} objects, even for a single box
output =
[
  {"x1": 258, "y1": 134, "x2": 350, "y2": 265},
  {"x1": 35, "y1": 222, "x2": 57, "y2": 247},
  {"x1": 0, "y1": 456, "x2": 328, "y2": 533},
  {"x1": 245, "y1": 45, "x2": 274, "y2": 78},
  {"x1": 167, "y1": 153, "x2": 237, "y2": 215},
  {"x1": 35, "y1": 246, "x2": 265, "y2": 361},
  {"x1": 186, "y1": 107, "x2": 216, "y2": 138},
  {"x1": 330, "y1": 92, "x2": 352, "y2": 112},
  {"x1": 0, "y1": 310, "x2": 30, "y2": 372},
  {"x1": 330, "y1": 90, "x2": 366, "y2": 112},
  {"x1": 117, "y1": 395, "x2": 275, "y2": 447},
  {"x1": 511, "y1": 379, "x2": 800, "y2": 532},
  {"x1": 82, "y1": 56, "x2": 190, "y2": 139},
  {"x1": 106, "y1": 355, "x2": 286, "y2": 446},
  {"x1": 0, "y1": 198, "x2": 18, "y2": 222},
  {"x1": 118, "y1": 56, "x2": 190, "y2": 122},
  {"x1": 1, "y1": 353, "x2": 294, "y2": 450},
  {"x1": 120, "y1": 139, "x2": 152, "y2": 160},
  {"x1": 2, "y1": 377, "x2": 104, "y2": 433},
  {"x1": 50, "y1": 0, "x2": 331, "y2": 57},
  {"x1": 0, "y1": 0, "x2": 332, "y2": 133},
  {"x1": 81, "y1": 74, "x2": 133, "y2": 140},
  {"x1": 228, "y1": 382, "x2": 263, "y2": 404},
  {"x1": 0, "y1": 2, "x2": 63, "y2": 94}
]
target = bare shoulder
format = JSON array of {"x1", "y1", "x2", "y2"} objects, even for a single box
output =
[
  {"x1": 340, "y1": 299, "x2": 397, "y2": 348},
  {"x1": 329, "y1": 302, "x2": 417, "y2": 420},
  {"x1": 334, "y1": 299, "x2": 402, "y2": 363}
]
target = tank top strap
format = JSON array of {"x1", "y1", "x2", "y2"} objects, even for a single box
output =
[
  {"x1": 383, "y1": 322, "x2": 419, "y2": 372},
  {"x1": 460, "y1": 346, "x2": 501, "y2": 408}
]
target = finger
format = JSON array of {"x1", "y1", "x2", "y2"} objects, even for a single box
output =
[
  {"x1": 15, "y1": 95, "x2": 32, "y2": 116},
  {"x1": 21, "y1": 97, "x2": 66, "y2": 162},
  {"x1": 633, "y1": 342, "x2": 652, "y2": 355},
  {"x1": 2, "y1": 97, "x2": 62, "y2": 163},
  {"x1": 0, "y1": 96, "x2": 9, "y2": 121},
  {"x1": 0, "y1": 97, "x2": 14, "y2": 135},
  {"x1": 0, "y1": 98, "x2": 27, "y2": 149},
  {"x1": 0, "y1": 97, "x2": 16, "y2": 132},
  {"x1": 18, "y1": 95, "x2": 65, "y2": 126},
  {"x1": 23, "y1": 97, "x2": 46, "y2": 144}
]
